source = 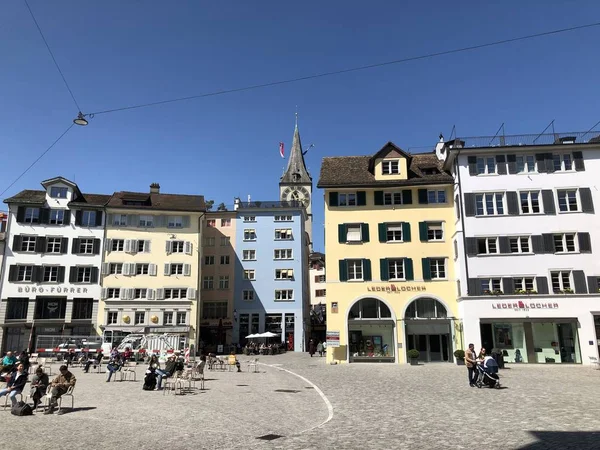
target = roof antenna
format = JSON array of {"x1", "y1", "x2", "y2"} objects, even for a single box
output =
[
  {"x1": 583, "y1": 119, "x2": 600, "y2": 139},
  {"x1": 533, "y1": 119, "x2": 555, "y2": 144},
  {"x1": 449, "y1": 125, "x2": 456, "y2": 141},
  {"x1": 489, "y1": 123, "x2": 506, "y2": 146}
]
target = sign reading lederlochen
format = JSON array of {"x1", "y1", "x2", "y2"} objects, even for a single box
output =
[
  {"x1": 326, "y1": 331, "x2": 340, "y2": 348},
  {"x1": 492, "y1": 301, "x2": 559, "y2": 310}
]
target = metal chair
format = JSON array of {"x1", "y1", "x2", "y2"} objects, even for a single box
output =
[
  {"x1": 121, "y1": 362, "x2": 137, "y2": 381},
  {"x1": 40, "y1": 385, "x2": 75, "y2": 413},
  {"x1": 247, "y1": 358, "x2": 259, "y2": 373},
  {"x1": 2, "y1": 392, "x2": 23, "y2": 410},
  {"x1": 589, "y1": 356, "x2": 600, "y2": 369},
  {"x1": 40, "y1": 358, "x2": 52, "y2": 376}
]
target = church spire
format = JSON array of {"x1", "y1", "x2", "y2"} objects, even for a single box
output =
[{"x1": 280, "y1": 118, "x2": 312, "y2": 185}]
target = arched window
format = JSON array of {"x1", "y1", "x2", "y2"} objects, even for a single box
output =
[
  {"x1": 349, "y1": 298, "x2": 392, "y2": 320},
  {"x1": 405, "y1": 298, "x2": 447, "y2": 319}
]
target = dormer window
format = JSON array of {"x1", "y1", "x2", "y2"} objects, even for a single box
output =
[
  {"x1": 50, "y1": 187, "x2": 68, "y2": 199},
  {"x1": 382, "y1": 160, "x2": 399, "y2": 175}
]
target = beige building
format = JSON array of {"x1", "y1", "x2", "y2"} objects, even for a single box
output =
[{"x1": 99, "y1": 183, "x2": 205, "y2": 348}]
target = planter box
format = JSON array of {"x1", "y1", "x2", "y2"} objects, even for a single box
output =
[
  {"x1": 456, "y1": 359, "x2": 465, "y2": 366},
  {"x1": 409, "y1": 358, "x2": 419, "y2": 366}
]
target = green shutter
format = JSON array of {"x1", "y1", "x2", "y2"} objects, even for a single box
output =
[
  {"x1": 419, "y1": 222, "x2": 428, "y2": 242},
  {"x1": 378, "y1": 223, "x2": 387, "y2": 242},
  {"x1": 357, "y1": 191, "x2": 367, "y2": 206},
  {"x1": 422, "y1": 258, "x2": 431, "y2": 280},
  {"x1": 418, "y1": 189, "x2": 428, "y2": 204},
  {"x1": 338, "y1": 224, "x2": 346, "y2": 243},
  {"x1": 339, "y1": 260, "x2": 348, "y2": 282},
  {"x1": 329, "y1": 192, "x2": 338, "y2": 207},
  {"x1": 363, "y1": 259, "x2": 372, "y2": 281},
  {"x1": 380, "y1": 258, "x2": 389, "y2": 281},
  {"x1": 402, "y1": 190, "x2": 413, "y2": 204},
  {"x1": 404, "y1": 258, "x2": 414, "y2": 281},
  {"x1": 402, "y1": 222, "x2": 411, "y2": 242},
  {"x1": 374, "y1": 191, "x2": 384, "y2": 205},
  {"x1": 361, "y1": 223, "x2": 370, "y2": 242}
]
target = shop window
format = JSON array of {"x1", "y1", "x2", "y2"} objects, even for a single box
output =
[
  {"x1": 34, "y1": 297, "x2": 66, "y2": 320},
  {"x1": 405, "y1": 298, "x2": 447, "y2": 319},
  {"x1": 6, "y1": 298, "x2": 28, "y2": 320},
  {"x1": 72, "y1": 298, "x2": 93, "y2": 320}
]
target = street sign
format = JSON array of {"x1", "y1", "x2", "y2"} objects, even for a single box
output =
[{"x1": 326, "y1": 331, "x2": 340, "y2": 348}]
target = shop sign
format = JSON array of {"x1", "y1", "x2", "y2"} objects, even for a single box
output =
[
  {"x1": 492, "y1": 301, "x2": 559, "y2": 311},
  {"x1": 18, "y1": 286, "x2": 89, "y2": 294},
  {"x1": 367, "y1": 284, "x2": 426, "y2": 293},
  {"x1": 326, "y1": 331, "x2": 340, "y2": 348}
]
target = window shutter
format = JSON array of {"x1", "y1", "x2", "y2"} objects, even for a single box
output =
[
  {"x1": 104, "y1": 239, "x2": 112, "y2": 252},
  {"x1": 71, "y1": 238, "x2": 79, "y2": 254},
  {"x1": 467, "y1": 278, "x2": 482, "y2": 296},
  {"x1": 119, "y1": 288, "x2": 126, "y2": 299},
  {"x1": 507, "y1": 154, "x2": 517, "y2": 174},
  {"x1": 95, "y1": 211, "x2": 103, "y2": 227},
  {"x1": 69, "y1": 267, "x2": 77, "y2": 283},
  {"x1": 496, "y1": 155, "x2": 507, "y2": 175},
  {"x1": 185, "y1": 241, "x2": 193, "y2": 255},
  {"x1": 580, "y1": 188, "x2": 594, "y2": 213},
  {"x1": 164, "y1": 263, "x2": 171, "y2": 276},
  {"x1": 419, "y1": 222, "x2": 428, "y2": 242},
  {"x1": 165, "y1": 241, "x2": 172, "y2": 255},
  {"x1": 573, "y1": 151, "x2": 585, "y2": 171},
  {"x1": 63, "y1": 211, "x2": 71, "y2": 225},
  {"x1": 131, "y1": 240, "x2": 139, "y2": 254},
  {"x1": 33, "y1": 266, "x2": 43, "y2": 282},
  {"x1": 8, "y1": 265, "x2": 18, "y2": 282},
  {"x1": 536, "y1": 277, "x2": 549, "y2": 294},
  {"x1": 380, "y1": 258, "x2": 389, "y2": 281},
  {"x1": 101, "y1": 263, "x2": 109, "y2": 275},
  {"x1": 421, "y1": 258, "x2": 431, "y2": 281},
  {"x1": 187, "y1": 288, "x2": 196, "y2": 300},
  {"x1": 156, "y1": 288, "x2": 165, "y2": 300},
  {"x1": 502, "y1": 278, "x2": 515, "y2": 295},
  {"x1": 573, "y1": 270, "x2": 587, "y2": 294},
  {"x1": 531, "y1": 235, "x2": 544, "y2": 253},
  {"x1": 498, "y1": 236, "x2": 510, "y2": 254},
  {"x1": 12, "y1": 235, "x2": 22, "y2": 251},
  {"x1": 418, "y1": 189, "x2": 428, "y2": 204},
  {"x1": 75, "y1": 210, "x2": 83, "y2": 226},
  {"x1": 182, "y1": 216, "x2": 191, "y2": 228},
  {"x1": 35, "y1": 237, "x2": 46, "y2": 253},
  {"x1": 374, "y1": 191, "x2": 383, "y2": 205},
  {"x1": 107, "y1": 214, "x2": 114, "y2": 227},
  {"x1": 16, "y1": 207, "x2": 25, "y2": 223},
  {"x1": 144, "y1": 240, "x2": 151, "y2": 253},
  {"x1": 184, "y1": 264, "x2": 191, "y2": 276},
  {"x1": 404, "y1": 258, "x2": 414, "y2": 281},
  {"x1": 544, "y1": 153, "x2": 555, "y2": 173},
  {"x1": 128, "y1": 288, "x2": 134, "y2": 300},
  {"x1": 127, "y1": 215, "x2": 138, "y2": 227},
  {"x1": 578, "y1": 232, "x2": 592, "y2": 253},
  {"x1": 123, "y1": 263, "x2": 130, "y2": 276},
  {"x1": 356, "y1": 191, "x2": 366, "y2": 206},
  {"x1": 329, "y1": 192, "x2": 338, "y2": 207},
  {"x1": 541, "y1": 190, "x2": 556, "y2": 215},
  {"x1": 378, "y1": 223, "x2": 387, "y2": 243},
  {"x1": 542, "y1": 234, "x2": 555, "y2": 253},
  {"x1": 464, "y1": 193, "x2": 476, "y2": 217},
  {"x1": 362, "y1": 259, "x2": 372, "y2": 281},
  {"x1": 402, "y1": 190, "x2": 412, "y2": 204},
  {"x1": 57, "y1": 266, "x2": 66, "y2": 283},
  {"x1": 39, "y1": 208, "x2": 50, "y2": 225},
  {"x1": 60, "y1": 237, "x2": 68, "y2": 254},
  {"x1": 147, "y1": 289, "x2": 155, "y2": 300},
  {"x1": 468, "y1": 156, "x2": 477, "y2": 176},
  {"x1": 587, "y1": 276, "x2": 598, "y2": 294},
  {"x1": 101, "y1": 288, "x2": 107, "y2": 300},
  {"x1": 402, "y1": 222, "x2": 411, "y2": 242},
  {"x1": 361, "y1": 223, "x2": 370, "y2": 242},
  {"x1": 149, "y1": 264, "x2": 157, "y2": 276},
  {"x1": 506, "y1": 192, "x2": 519, "y2": 215},
  {"x1": 93, "y1": 239, "x2": 101, "y2": 255},
  {"x1": 535, "y1": 153, "x2": 547, "y2": 173},
  {"x1": 465, "y1": 237, "x2": 478, "y2": 256},
  {"x1": 91, "y1": 267, "x2": 99, "y2": 284},
  {"x1": 338, "y1": 260, "x2": 348, "y2": 282},
  {"x1": 338, "y1": 224, "x2": 347, "y2": 243}
]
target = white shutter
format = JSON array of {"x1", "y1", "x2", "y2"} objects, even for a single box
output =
[
  {"x1": 130, "y1": 240, "x2": 138, "y2": 254},
  {"x1": 101, "y1": 263, "x2": 109, "y2": 275},
  {"x1": 107, "y1": 214, "x2": 114, "y2": 226},
  {"x1": 105, "y1": 239, "x2": 112, "y2": 252},
  {"x1": 156, "y1": 288, "x2": 165, "y2": 300},
  {"x1": 288, "y1": 269, "x2": 294, "y2": 279},
  {"x1": 149, "y1": 264, "x2": 157, "y2": 276},
  {"x1": 185, "y1": 241, "x2": 192, "y2": 255},
  {"x1": 187, "y1": 288, "x2": 196, "y2": 300},
  {"x1": 123, "y1": 263, "x2": 131, "y2": 276},
  {"x1": 164, "y1": 263, "x2": 171, "y2": 276},
  {"x1": 147, "y1": 289, "x2": 155, "y2": 300},
  {"x1": 101, "y1": 288, "x2": 107, "y2": 300},
  {"x1": 184, "y1": 264, "x2": 191, "y2": 277},
  {"x1": 165, "y1": 241, "x2": 172, "y2": 255},
  {"x1": 124, "y1": 239, "x2": 131, "y2": 253},
  {"x1": 119, "y1": 288, "x2": 126, "y2": 299},
  {"x1": 128, "y1": 288, "x2": 134, "y2": 300},
  {"x1": 144, "y1": 240, "x2": 151, "y2": 253}
]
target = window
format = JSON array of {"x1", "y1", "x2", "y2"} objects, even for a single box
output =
[
  {"x1": 476, "y1": 157, "x2": 496, "y2": 175},
  {"x1": 172, "y1": 241, "x2": 184, "y2": 253},
  {"x1": 50, "y1": 210, "x2": 65, "y2": 225},
  {"x1": 81, "y1": 211, "x2": 97, "y2": 227},
  {"x1": 17, "y1": 266, "x2": 33, "y2": 282},
  {"x1": 338, "y1": 193, "x2": 357, "y2": 207},
  {"x1": 221, "y1": 218, "x2": 231, "y2": 227},
  {"x1": 50, "y1": 186, "x2": 68, "y2": 198},
  {"x1": 347, "y1": 259, "x2": 363, "y2": 281},
  {"x1": 382, "y1": 160, "x2": 399, "y2": 175},
  {"x1": 134, "y1": 288, "x2": 147, "y2": 299},
  {"x1": 388, "y1": 259, "x2": 405, "y2": 280},
  {"x1": 167, "y1": 216, "x2": 183, "y2": 228},
  {"x1": 220, "y1": 237, "x2": 230, "y2": 246},
  {"x1": 274, "y1": 229, "x2": 293, "y2": 240},
  {"x1": 6, "y1": 298, "x2": 28, "y2": 320},
  {"x1": 112, "y1": 239, "x2": 124, "y2": 251},
  {"x1": 203, "y1": 302, "x2": 228, "y2": 319},
  {"x1": 137, "y1": 240, "x2": 149, "y2": 253},
  {"x1": 315, "y1": 289, "x2": 326, "y2": 297},
  {"x1": 113, "y1": 214, "x2": 127, "y2": 226},
  {"x1": 275, "y1": 269, "x2": 294, "y2": 280},
  {"x1": 136, "y1": 264, "x2": 149, "y2": 275},
  {"x1": 79, "y1": 238, "x2": 94, "y2": 254},
  {"x1": 274, "y1": 249, "x2": 293, "y2": 260},
  {"x1": 20, "y1": 236, "x2": 36, "y2": 252},
  {"x1": 553, "y1": 154, "x2": 573, "y2": 172},
  {"x1": 177, "y1": 312, "x2": 186, "y2": 325},
  {"x1": 315, "y1": 275, "x2": 326, "y2": 282},
  {"x1": 109, "y1": 263, "x2": 123, "y2": 275},
  {"x1": 43, "y1": 266, "x2": 59, "y2": 282},
  {"x1": 475, "y1": 193, "x2": 505, "y2": 216},
  {"x1": 427, "y1": 222, "x2": 444, "y2": 241},
  {"x1": 346, "y1": 225, "x2": 362, "y2": 242},
  {"x1": 204, "y1": 237, "x2": 215, "y2": 247},
  {"x1": 106, "y1": 288, "x2": 119, "y2": 299},
  {"x1": 243, "y1": 270, "x2": 255, "y2": 280},
  {"x1": 243, "y1": 250, "x2": 256, "y2": 261},
  {"x1": 164, "y1": 288, "x2": 187, "y2": 299},
  {"x1": 477, "y1": 237, "x2": 498, "y2": 255},
  {"x1": 275, "y1": 215, "x2": 292, "y2": 221},
  {"x1": 514, "y1": 277, "x2": 535, "y2": 292},
  {"x1": 386, "y1": 224, "x2": 403, "y2": 242},
  {"x1": 557, "y1": 190, "x2": 579, "y2": 212},
  {"x1": 243, "y1": 216, "x2": 256, "y2": 222},
  {"x1": 244, "y1": 229, "x2": 256, "y2": 241},
  {"x1": 516, "y1": 155, "x2": 536, "y2": 173},
  {"x1": 551, "y1": 271, "x2": 572, "y2": 292},
  {"x1": 207, "y1": 219, "x2": 216, "y2": 227},
  {"x1": 481, "y1": 278, "x2": 502, "y2": 293},
  {"x1": 427, "y1": 190, "x2": 446, "y2": 204},
  {"x1": 135, "y1": 312, "x2": 145, "y2": 325},
  {"x1": 170, "y1": 264, "x2": 184, "y2": 275},
  {"x1": 204, "y1": 255, "x2": 215, "y2": 265},
  {"x1": 34, "y1": 298, "x2": 66, "y2": 320},
  {"x1": 43, "y1": 237, "x2": 60, "y2": 253},
  {"x1": 429, "y1": 258, "x2": 446, "y2": 279},
  {"x1": 243, "y1": 290, "x2": 254, "y2": 301},
  {"x1": 219, "y1": 276, "x2": 230, "y2": 289},
  {"x1": 139, "y1": 215, "x2": 153, "y2": 227},
  {"x1": 554, "y1": 233, "x2": 577, "y2": 253},
  {"x1": 107, "y1": 312, "x2": 118, "y2": 325},
  {"x1": 77, "y1": 267, "x2": 92, "y2": 283},
  {"x1": 275, "y1": 290, "x2": 294, "y2": 301},
  {"x1": 520, "y1": 191, "x2": 541, "y2": 214},
  {"x1": 383, "y1": 192, "x2": 403, "y2": 205},
  {"x1": 163, "y1": 312, "x2": 173, "y2": 325},
  {"x1": 509, "y1": 236, "x2": 530, "y2": 253},
  {"x1": 72, "y1": 298, "x2": 93, "y2": 320},
  {"x1": 203, "y1": 276, "x2": 214, "y2": 289},
  {"x1": 24, "y1": 208, "x2": 40, "y2": 224}
]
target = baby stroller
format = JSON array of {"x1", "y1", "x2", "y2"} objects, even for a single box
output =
[
  {"x1": 143, "y1": 368, "x2": 157, "y2": 391},
  {"x1": 476, "y1": 356, "x2": 501, "y2": 389}
]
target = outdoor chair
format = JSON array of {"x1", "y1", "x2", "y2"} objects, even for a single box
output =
[
  {"x1": 2, "y1": 392, "x2": 23, "y2": 410},
  {"x1": 40, "y1": 385, "x2": 75, "y2": 413},
  {"x1": 120, "y1": 361, "x2": 137, "y2": 381},
  {"x1": 163, "y1": 371, "x2": 185, "y2": 395},
  {"x1": 589, "y1": 356, "x2": 600, "y2": 369},
  {"x1": 39, "y1": 358, "x2": 52, "y2": 376},
  {"x1": 247, "y1": 358, "x2": 259, "y2": 373}
]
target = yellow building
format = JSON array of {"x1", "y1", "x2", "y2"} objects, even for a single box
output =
[
  {"x1": 317, "y1": 143, "x2": 461, "y2": 364},
  {"x1": 98, "y1": 183, "x2": 205, "y2": 349}
]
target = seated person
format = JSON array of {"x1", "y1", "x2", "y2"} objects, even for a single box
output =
[
  {"x1": 29, "y1": 367, "x2": 49, "y2": 409},
  {"x1": 44, "y1": 365, "x2": 77, "y2": 415},
  {"x1": 83, "y1": 350, "x2": 104, "y2": 373},
  {"x1": 196, "y1": 355, "x2": 206, "y2": 376},
  {"x1": 106, "y1": 358, "x2": 123, "y2": 382},
  {"x1": 0, "y1": 363, "x2": 27, "y2": 407},
  {"x1": 155, "y1": 355, "x2": 178, "y2": 390},
  {"x1": 228, "y1": 352, "x2": 241, "y2": 372},
  {"x1": 0, "y1": 351, "x2": 17, "y2": 374}
]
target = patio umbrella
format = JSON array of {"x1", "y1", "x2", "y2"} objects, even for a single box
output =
[
  {"x1": 245, "y1": 334, "x2": 258, "y2": 339},
  {"x1": 260, "y1": 332, "x2": 280, "y2": 338}
]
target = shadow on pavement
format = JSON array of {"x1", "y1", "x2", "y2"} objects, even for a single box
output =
[{"x1": 521, "y1": 431, "x2": 600, "y2": 449}]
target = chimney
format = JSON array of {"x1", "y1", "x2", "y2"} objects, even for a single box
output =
[
  {"x1": 150, "y1": 183, "x2": 160, "y2": 194},
  {"x1": 233, "y1": 197, "x2": 240, "y2": 211}
]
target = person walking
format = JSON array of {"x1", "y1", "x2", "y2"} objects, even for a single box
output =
[
  {"x1": 465, "y1": 343, "x2": 478, "y2": 387},
  {"x1": 316, "y1": 341, "x2": 324, "y2": 357},
  {"x1": 308, "y1": 339, "x2": 316, "y2": 357}
]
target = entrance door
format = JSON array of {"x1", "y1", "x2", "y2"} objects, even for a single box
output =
[
  {"x1": 429, "y1": 335, "x2": 442, "y2": 361},
  {"x1": 480, "y1": 323, "x2": 494, "y2": 355},
  {"x1": 557, "y1": 323, "x2": 576, "y2": 363},
  {"x1": 523, "y1": 322, "x2": 536, "y2": 363}
]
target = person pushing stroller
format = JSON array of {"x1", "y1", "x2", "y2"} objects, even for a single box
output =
[{"x1": 476, "y1": 352, "x2": 501, "y2": 389}]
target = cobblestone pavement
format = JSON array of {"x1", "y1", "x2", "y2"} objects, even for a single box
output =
[{"x1": 3, "y1": 354, "x2": 600, "y2": 449}]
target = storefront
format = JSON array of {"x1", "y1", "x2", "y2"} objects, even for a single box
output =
[
  {"x1": 404, "y1": 298, "x2": 453, "y2": 363},
  {"x1": 348, "y1": 298, "x2": 396, "y2": 362}
]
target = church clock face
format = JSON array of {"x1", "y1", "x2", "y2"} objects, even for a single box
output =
[{"x1": 281, "y1": 186, "x2": 310, "y2": 207}]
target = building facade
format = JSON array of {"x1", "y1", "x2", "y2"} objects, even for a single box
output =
[
  {"x1": 438, "y1": 131, "x2": 600, "y2": 365},
  {"x1": 0, "y1": 177, "x2": 108, "y2": 352},
  {"x1": 308, "y1": 252, "x2": 326, "y2": 342},
  {"x1": 99, "y1": 184, "x2": 205, "y2": 349},
  {"x1": 318, "y1": 143, "x2": 460, "y2": 364}
]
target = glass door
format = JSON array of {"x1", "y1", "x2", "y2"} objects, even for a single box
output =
[
  {"x1": 429, "y1": 335, "x2": 442, "y2": 361},
  {"x1": 557, "y1": 323, "x2": 577, "y2": 363}
]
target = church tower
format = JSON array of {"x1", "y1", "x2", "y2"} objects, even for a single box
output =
[{"x1": 279, "y1": 120, "x2": 313, "y2": 251}]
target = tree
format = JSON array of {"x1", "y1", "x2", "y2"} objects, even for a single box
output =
[
  {"x1": 206, "y1": 200, "x2": 214, "y2": 211},
  {"x1": 217, "y1": 202, "x2": 227, "y2": 211}
]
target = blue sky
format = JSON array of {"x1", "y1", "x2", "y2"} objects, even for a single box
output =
[{"x1": 2, "y1": 1, "x2": 600, "y2": 252}]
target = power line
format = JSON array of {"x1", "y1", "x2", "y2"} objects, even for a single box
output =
[
  {"x1": 24, "y1": 0, "x2": 81, "y2": 112},
  {"x1": 0, "y1": 124, "x2": 74, "y2": 197},
  {"x1": 87, "y1": 21, "x2": 600, "y2": 117}
]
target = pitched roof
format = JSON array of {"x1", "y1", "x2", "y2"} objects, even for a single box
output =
[
  {"x1": 69, "y1": 193, "x2": 112, "y2": 207},
  {"x1": 280, "y1": 124, "x2": 312, "y2": 185},
  {"x1": 106, "y1": 191, "x2": 206, "y2": 212},
  {"x1": 3, "y1": 189, "x2": 111, "y2": 207}
]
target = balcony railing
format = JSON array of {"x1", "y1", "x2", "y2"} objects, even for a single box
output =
[
  {"x1": 236, "y1": 200, "x2": 303, "y2": 210},
  {"x1": 446, "y1": 130, "x2": 600, "y2": 149}
]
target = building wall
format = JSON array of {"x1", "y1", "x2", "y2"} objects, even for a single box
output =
[{"x1": 309, "y1": 265, "x2": 326, "y2": 306}]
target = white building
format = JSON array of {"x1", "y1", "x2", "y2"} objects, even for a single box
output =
[
  {"x1": 438, "y1": 130, "x2": 600, "y2": 365},
  {"x1": 308, "y1": 252, "x2": 326, "y2": 341},
  {"x1": 0, "y1": 177, "x2": 108, "y2": 352}
]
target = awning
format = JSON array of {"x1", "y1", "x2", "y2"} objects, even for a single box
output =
[
  {"x1": 147, "y1": 326, "x2": 190, "y2": 333},
  {"x1": 103, "y1": 326, "x2": 146, "y2": 333}
]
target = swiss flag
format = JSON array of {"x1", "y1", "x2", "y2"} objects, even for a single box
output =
[{"x1": 279, "y1": 142, "x2": 284, "y2": 159}]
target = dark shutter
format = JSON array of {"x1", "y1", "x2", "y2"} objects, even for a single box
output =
[
  {"x1": 62, "y1": 211, "x2": 71, "y2": 225},
  {"x1": 506, "y1": 192, "x2": 519, "y2": 215},
  {"x1": 380, "y1": 258, "x2": 389, "y2": 281},
  {"x1": 39, "y1": 208, "x2": 50, "y2": 225},
  {"x1": 402, "y1": 222, "x2": 411, "y2": 242},
  {"x1": 93, "y1": 239, "x2": 101, "y2": 255},
  {"x1": 402, "y1": 190, "x2": 412, "y2": 204},
  {"x1": 33, "y1": 266, "x2": 43, "y2": 282},
  {"x1": 541, "y1": 190, "x2": 556, "y2": 215},
  {"x1": 57, "y1": 266, "x2": 65, "y2": 283},
  {"x1": 535, "y1": 153, "x2": 547, "y2": 173},
  {"x1": 580, "y1": 188, "x2": 594, "y2": 213},
  {"x1": 69, "y1": 267, "x2": 77, "y2": 283},
  {"x1": 507, "y1": 154, "x2": 517, "y2": 174},
  {"x1": 464, "y1": 193, "x2": 476, "y2": 217},
  {"x1": 8, "y1": 265, "x2": 18, "y2": 282},
  {"x1": 454, "y1": 195, "x2": 460, "y2": 218},
  {"x1": 35, "y1": 237, "x2": 46, "y2": 253},
  {"x1": 378, "y1": 223, "x2": 387, "y2": 243},
  {"x1": 356, "y1": 191, "x2": 366, "y2": 206},
  {"x1": 329, "y1": 192, "x2": 338, "y2": 207},
  {"x1": 338, "y1": 224, "x2": 346, "y2": 243},
  {"x1": 419, "y1": 222, "x2": 428, "y2": 242},
  {"x1": 542, "y1": 234, "x2": 555, "y2": 253},
  {"x1": 16, "y1": 207, "x2": 25, "y2": 223},
  {"x1": 374, "y1": 191, "x2": 384, "y2": 205},
  {"x1": 95, "y1": 211, "x2": 104, "y2": 227},
  {"x1": 573, "y1": 270, "x2": 587, "y2": 294},
  {"x1": 12, "y1": 235, "x2": 22, "y2": 251},
  {"x1": 536, "y1": 277, "x2": 549, "y2": 295},
  {"x1": 467, "y1": 278, "x2": 482, "y2": 296},
  {"x1": 465, "y1": 237, "x2": 478, "y2": 256},
  {"x1": 91, "y1": 267, "x2": 99, "y2": 284},
  {"x1": 404, "y1": 258, "x2": 414, "y2": 281},
  {"x1": 362, "y1": 259, "x2": 372, "y2": 281},
  {"x1": 498, "y1": 236, "x2": 510, "y2": 254},
  {"x1": 75, "y1": 210, "x2": 83, "y2": 226},
  {"x1": 61, "y1": 238, "x2": 68, "y2": 254},
  {"x1": 573, "y1": 151, "x2": 585, "y2": 171},
  {"x1": 531, "y1": 235, "x2": 544, "y2": 254},
  {"x1": 578, "y1": 232, "x2": 592, "y2": 253},
  {"x1": 544, "y1": 153, "x2": 555, "y2": 173},
  {"x1": 421, "y1": 258, "x2": 431, "y2": 281},
  {"x1": 502, "y1": 278, "x2": 515, "y2": 295},
  {"x1": 72, "y1": 238, "x2": 80, "y2": 254},
  {"x1": 418, "y1": 189, "x2": 428, "y2": 204},
  {"x1": 496, "y1": 155, "x2": 507, "y2": 175},
  {"x1": 468, "y1": 156, "x2": 478, "y2": 176},
  {"x1": 587, "y1": 276, "x2": 598, "y2": 294},
  {"x1": 361, "y1": 223, "x2": 370, "y2": 242},
  {"x1": 338, "y1": 260, "x2": 347, "y2": 282}
]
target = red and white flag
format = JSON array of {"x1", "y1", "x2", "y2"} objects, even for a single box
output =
[{"x1": 279, "y1": 142, "x2": 285, "y2": 159}]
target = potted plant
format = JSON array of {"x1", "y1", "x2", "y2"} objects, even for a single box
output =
[
  {"x1": 526, "y1": 289, "x2": 537, "y2": 295},
  {"x1": 493, "y1": 289, "x2": 503, "y2": 296},
  {"x1": 407, "y1": 349, "x2": 419, "y2": 365},
  {"x1": 454, "y1": 349, "x2": 465, "y2": 365},
  {"x1": 563, "y1": 288, "x2": 574, "y2": 294}
]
